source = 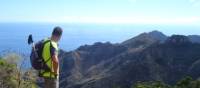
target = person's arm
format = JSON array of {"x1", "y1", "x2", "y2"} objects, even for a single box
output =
[{"x1": 52, "y1": 54, "x2": 59, "y2": 76}]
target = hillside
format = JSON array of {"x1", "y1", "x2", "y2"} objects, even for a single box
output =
[{"x1": 59, "y1": 31, "x2": 200, "y2": 88}]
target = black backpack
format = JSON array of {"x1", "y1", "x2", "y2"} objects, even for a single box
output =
[{"x1": 30, "y1": 39, "x2": 51, "y2": 71}]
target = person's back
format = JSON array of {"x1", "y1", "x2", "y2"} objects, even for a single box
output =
[{"x1": 40, "y1": 26, "x2": 63, "y2": 88}]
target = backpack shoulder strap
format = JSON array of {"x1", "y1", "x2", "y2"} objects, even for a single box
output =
[
  {"x1": 40, "y1": 39, "x2": 51, "y2": 58},
  {"x1": 43, "y1": 40, "x2": 51, "y2": 45}
]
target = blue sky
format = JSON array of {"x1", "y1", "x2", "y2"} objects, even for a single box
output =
[{"x1": 0, "y1": 0, "x2": 200, "y2": 25}]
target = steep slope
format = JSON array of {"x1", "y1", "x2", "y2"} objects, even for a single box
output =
[
  {"x1": 59, "y1": 31, "x2": 200, "y2": 88},
  {"x1": 122, "y1": 30, "x2": 167, "y2": 48}
]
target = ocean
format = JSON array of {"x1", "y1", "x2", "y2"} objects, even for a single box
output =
[
  {"x1": 0, "y1": 22, "x2": 200, "y2": 69},
  {"x1": 0, "y1": 22, "x2": 200, "y2": 55}
]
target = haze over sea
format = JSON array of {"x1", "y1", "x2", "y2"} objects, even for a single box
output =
[{"x1": 0, "y1": 22, "x2": 200, "y2": 55}]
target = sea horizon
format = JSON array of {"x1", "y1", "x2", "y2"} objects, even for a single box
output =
[{"x1": 0, "y1": 22, "x2": 200, "y2": 54}]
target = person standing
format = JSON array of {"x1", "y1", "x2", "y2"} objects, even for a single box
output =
[{"x1": 40, "y1": 26, "x2": 63, "y2": 88}]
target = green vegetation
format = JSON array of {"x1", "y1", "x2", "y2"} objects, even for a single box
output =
[
  {"x1": 0, "y1": 53, "x2": 37, "y2": 88},
  {"x1": 111, "y1": 77, "x2": 200, "y2": 88},
  {"x1": 131, "y1": 77, "x2": 200, "y2": 88},
  {"x1": 1, "y1": 52, "x2": 200, "y2": 88},
  {"x1": 132, "y1": 81, "x2": 171, "y2": 88}
]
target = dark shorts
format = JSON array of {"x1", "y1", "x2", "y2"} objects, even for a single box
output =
[{"x1": 44, "y1": 78, "x2": 59, "y2": 88}]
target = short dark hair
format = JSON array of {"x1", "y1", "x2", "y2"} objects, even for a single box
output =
[{"x1": 52, "y1": 26, "x2": 63, "y2": 36}]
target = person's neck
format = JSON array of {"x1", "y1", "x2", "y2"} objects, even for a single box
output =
[{"x1": 51, "y1": 36, "x2": 57, "y2": 42}]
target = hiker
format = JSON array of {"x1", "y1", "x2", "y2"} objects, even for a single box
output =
[
  {"x1": 39, "y1": 27, "x2": 63, "y2": 88},
  {"x1": 28, "y1": 26, "x2": 63, "y2": 88}
]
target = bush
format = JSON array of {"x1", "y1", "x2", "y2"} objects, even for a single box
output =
[
  {"x1": 132, "y1": 81, "x2": 171, "y2": 88},
  {"x1": 131, "y1": 77, "x2": 200, "y2": 88},
  {"x1": 0, "y1": 57, "x2": 18, "y2": 88},
  {"x1": 0, "y1": 53, "x2": 37, "y2": 88}
]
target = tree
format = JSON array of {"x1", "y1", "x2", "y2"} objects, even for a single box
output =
[{"x1": 0, "y1": 53, "x2": 37, "y2": 88}]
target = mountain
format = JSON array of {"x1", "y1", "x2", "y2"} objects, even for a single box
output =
[
  {"x1": 148, "y1": 30, "x2": 168, "y2": 42},
  {"x1": 188, "y1": 35, "x2": 200, "y2": 43},
  {"x1": 59, "y1": 31, "x2": 200, "y2": 88},
  {"x1": 122, "y1": 30, "x2": 167, "y2": 48}
]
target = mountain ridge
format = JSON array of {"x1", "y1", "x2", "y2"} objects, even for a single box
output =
[{"x1": 59, "y1": 30, "x2": 200, "y2": 88}]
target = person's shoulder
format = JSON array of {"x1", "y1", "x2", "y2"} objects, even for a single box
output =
[{"x1": 51, "y1": 41, "x2": 58, "y2": 50}]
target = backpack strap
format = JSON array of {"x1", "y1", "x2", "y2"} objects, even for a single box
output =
[
  {"x1": 40, "y1": 40, "x2": 57, "y2": 78},
  {"x1": 39, "y1": 40, "x2": 52, "y2": 77},
  {"x1": 42, "y1": 40, "x2": 53, "y2": 70},
  {"x1": 43, "y1": 40, "x2": 51, "y2": 46},
  {"x1": 42, "y1": 40, "x2": 51, "y2": 69}
]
